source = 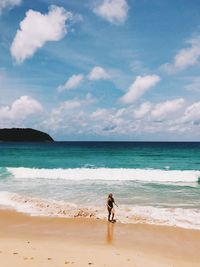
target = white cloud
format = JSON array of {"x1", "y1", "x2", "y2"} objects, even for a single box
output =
[
  {"x1": 181, "y1": 101, "x2": 200, "y2": 123},
  {"x1": 58, "y1": 74, "x2": 84, "y2": 92},
  {"x1": 0, "y1": 0, "x2": 22, "y2": 14},
  {"x1": 41, "y1": 100, "x2": 81, "y2": 132},
  {"x1": 120, "y1": 75, "x2": 161, "y2": 104},
  {"x1": 10, "y1": 5, "x2": 72, "y2": 63},
  {"x1": 88, "y1": 66, "x2": 110, "y2": 81},
  {"x1": 91, "y1": 108, "x2": 109, "y2": 119},
  {"x1": 0, "y1": 96, "x2": 43, "y2": 121},
  {"x1": 93, "y1": 0, "x2": 129, "y2": 24},
  {"x1": 52, "y1": 94, "x2": 96, "y2": 116},
  {"x1": 42, "y1": 94, "x2": 97, "y2": 134},
  {"x1": 133, "y1": 98, "x2": 185, "y2": 121},
  {"x1": 53, "y1": 100, "x2": 81, "y2": 113},
  {"x1": 38, "y1": 97, "x2": 200, "y2": 139},
  {"x1": 161, "y1": 37, "x2": 200, "y2": 73},
  {"x1": 151, "y1": 98, "x2": 185, "y2": 119},
  {"x1": 58, "y1": 67, "x2": 110, "y2": 92},
  {"x1": 133, "y1": 102, "x2": 152, "y2": 119},
  {"x1": 90, "y1": 108, "x2": 125, "y2": 134}
]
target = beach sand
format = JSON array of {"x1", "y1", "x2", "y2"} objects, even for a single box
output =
[{"x1": 0, "y1": 209, "x2": 200, "y2": 267}]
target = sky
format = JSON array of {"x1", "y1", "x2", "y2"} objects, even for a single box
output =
[{"x1": 0, "y1": 0, "x2": 200, "y2": 141}]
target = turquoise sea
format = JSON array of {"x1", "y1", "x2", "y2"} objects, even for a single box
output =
[{"x1": 0, "y1": 142, "x2": 200, "y2": 229}]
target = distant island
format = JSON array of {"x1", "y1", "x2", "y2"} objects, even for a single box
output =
[{"x1": 0, "y1": 128, "x2": 54, "y2": 142}]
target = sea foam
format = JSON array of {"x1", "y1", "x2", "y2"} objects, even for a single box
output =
[
  {"x1": 0, "y1": 191, "x2": 200, "y2": 230},
  {"x1": 6, "y1": 167, "x2": 200, "y2": 184}
]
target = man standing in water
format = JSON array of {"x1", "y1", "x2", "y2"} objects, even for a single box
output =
[{"x1": 107, "y1": 193, "x2": 118, "y2": 222}]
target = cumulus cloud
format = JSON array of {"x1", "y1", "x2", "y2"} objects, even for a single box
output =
[
  {"x1": 0, "y1": 96, "x2": 43, "y2": 121},
  {"x1": 88, "y1": 66, "x2": 110, "y2": 81},
  {"x1": 165, "y1": 101, "x2": 200, "y2": 134},
  {"x1": 120, "y1": 75, "x2": 161, "y2": 104},
  {"x1": 133, "y1": 102, "x2": 152, "y2": 119},
  {"x1": 58, "y1": 74, "x2": 84, "y2": 92},
  {"x1": 91, "y1": 108, "x2": 110, "y2": 119},
  {"x1": 39, "y1": 100, "x2": 81, "y2": 133},
  {"x1": 53, "y1": 100, "x2": 81, "y2": 114},
  {"x1": 133, "y1": 98, "x2": 185, "y2": 121},
  {"x1": 57, "y1": 67, "x2": 110, "y2": 92},
  {"x1": 93, "y1": 0, "x2": 129, "y2": 24},
  {"x1": 10, "y1": 5, "x2": 72, "y2": 63},
  {"x1": 90, "y1": 107, "x2": 126, "y2": 134},
  {"x1": 151, "y1": 98, "x2": 185, "y2": 120},
  {"x1": 42, "y1": 94, "x2": 96, "y2": 134},
  {"x1": 161, "y1": 36, "x2": 200, "y2": 73},
  {"x1": 0, "y1": 0, "x2": 22, "y2": 14},
  {"x1": 181, "y1": 101, "x2": 200, "y2": 123},
  {"x1": 39, "y1": 97, "x2": 200, "y2": 139},
  {"x1": 54, "y1": 94, "x2": 96, "y2": 115}
]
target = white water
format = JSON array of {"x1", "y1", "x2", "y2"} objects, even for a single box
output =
[
  {"x1": 0, "y1": 191, "x2": 200, "y2": 230},
  {"x1": 6, "y1": 167, "x2": 200, "y2": 183},
  {"x1": 1, "y1": 167, "x2": 200, "y2": 230}
]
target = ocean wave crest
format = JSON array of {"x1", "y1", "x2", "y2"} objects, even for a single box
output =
[{"x1": 5, "y1": 167, "x2": 200, "y2": 184}]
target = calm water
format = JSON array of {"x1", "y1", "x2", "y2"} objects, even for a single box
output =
[{"x1": 0, "y1": 142, "x2": 200, "y2": 229}]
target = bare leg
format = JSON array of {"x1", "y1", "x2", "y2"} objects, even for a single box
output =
[
  {"x1": 111, "y1": 213, "x2": 114, "y2": 221},
  {"x1": 111, "y1": 208, "x2": 115, "y2": 222},
  {"x1": 107, "y1": 208, "x2": 111, "y2": 221}
]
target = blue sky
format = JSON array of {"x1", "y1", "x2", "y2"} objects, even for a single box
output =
[{"x1": 0, "y1": 0, "x2": 200, "y2": 140}]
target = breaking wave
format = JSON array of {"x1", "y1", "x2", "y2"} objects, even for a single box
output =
[
  {"x1": 0, "y1": 191, "x2": 200, "y2": 230},
  {"x1": 5, "y1": 167, "x2": 200, "y2": 184}
]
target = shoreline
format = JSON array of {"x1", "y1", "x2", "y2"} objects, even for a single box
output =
[
  {"x1": 1, "y1": 191, "x2": 200, "y2": 230},
  {"x1": 0, "y1": 209, "x2": 200, "y2": 266}
]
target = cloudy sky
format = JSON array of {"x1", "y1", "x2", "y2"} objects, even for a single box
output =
[{"x1": 0, "y1": 0, "x2": 200, "y2": 141}]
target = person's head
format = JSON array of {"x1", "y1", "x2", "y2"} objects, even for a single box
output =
[{"x1": 108, "y1": 193, "x2": 113, "y2": 198}]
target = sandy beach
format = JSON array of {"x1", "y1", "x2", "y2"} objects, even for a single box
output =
[{"x1": 0, "y1": 209, "x2": 199, "y2": 267}]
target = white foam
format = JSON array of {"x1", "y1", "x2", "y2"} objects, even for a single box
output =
[
  {"x1": 0, "y1": 191, "x2": 94, "y2": 218},
  {"x1": 6, "y1": 167, "x2": 200, "y2": 184},
  {"x1": 0, "y1": 191, "x2": 200, "y2": 230},
  {"x1": 123, "y1": 205, "x2": 200, "y2": 230}
]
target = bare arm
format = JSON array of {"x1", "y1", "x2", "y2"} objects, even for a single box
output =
[{"x1": 113, "y1": 199, "x2": 118, "y2": 207}]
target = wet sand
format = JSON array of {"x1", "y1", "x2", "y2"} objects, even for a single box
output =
[{"x1": 0, "y1": 209, "x2": 200, "y2": 267}]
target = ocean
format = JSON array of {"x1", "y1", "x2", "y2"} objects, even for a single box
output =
[{"x1": 0, "y1": 141, "x2": 200, "y2": 229}]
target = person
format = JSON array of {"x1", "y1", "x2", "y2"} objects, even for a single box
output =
[{"x1": 107, "y1": 193, "x2": 118, "y2": 222}]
